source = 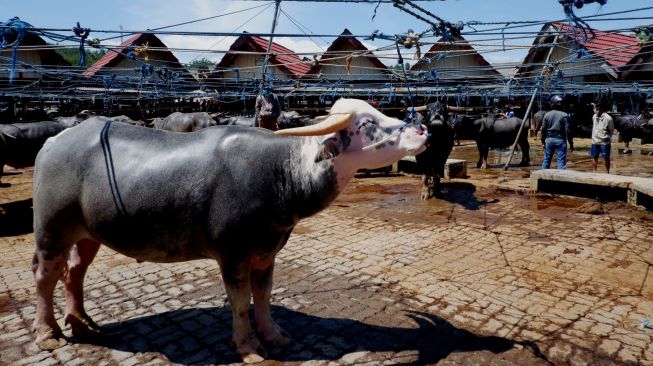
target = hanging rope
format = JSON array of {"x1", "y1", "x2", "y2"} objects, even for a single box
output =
[
  {"x1": 72, "y1": 22, "x2": 90, "y2": 67},
  {"x1": 558, "y1": 0, "x2": 608, "y2": 42},
  {"x1": 1, "y1": 17, "x2": 30, "y2": 84}
]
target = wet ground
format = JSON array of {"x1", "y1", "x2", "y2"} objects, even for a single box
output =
[{"x1": 1, "y1": 138, "x2": 653, "y2": 365}]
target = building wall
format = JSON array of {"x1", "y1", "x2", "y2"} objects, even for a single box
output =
[
  {"x1": 221, "y1": 54, "x2": 290, "y2": 81},
  {"x1": 0, "y1": 49, "x2": 46, "y2": 80},
  {"x1": 318, "y1": 44, "x2": 387, "y2": 80},
  {"x1": 412, "y1": 50, "x2": 498, "y2": 81},
  {"x1": 549, "y1": 44, "x2": 611, "y2": 81}
]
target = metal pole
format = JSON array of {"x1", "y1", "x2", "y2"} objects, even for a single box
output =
[
  {"x1": 503, "y1": 35, "x2": 558, "y2": 171},
  {"x1": 261, "y1": 0, "x2": 282, "y2": 86}
]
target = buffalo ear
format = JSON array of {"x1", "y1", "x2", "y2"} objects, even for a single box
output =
[{"x1": 315, "y1": 138, "x2": 340, "y2": 162}]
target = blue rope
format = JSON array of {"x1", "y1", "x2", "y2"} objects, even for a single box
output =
[
  {"x1": 72, "y1": 22, "x2": 90, "y2": 67},
  {"x1": 0, "y1": 17, "x2": 30, "y2": 84}
]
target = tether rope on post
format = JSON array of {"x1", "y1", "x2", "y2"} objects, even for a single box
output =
[
  {"x1": 503, "y1": 34, "x2": 559, "y2": 171},
  {"x1": 261, "y1": 0, "x2": 282, "y2": 90}
]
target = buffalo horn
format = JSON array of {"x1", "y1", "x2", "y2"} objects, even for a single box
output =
[
  {"x1": 275, "y1": 113, "x2": 352, "y2": 136},
  {"x1": 446, "y1": 105, "x2": 466, "y2": 113},
  {"x1": 413, "y1": 105, "x2": 428, "y2": 112}
]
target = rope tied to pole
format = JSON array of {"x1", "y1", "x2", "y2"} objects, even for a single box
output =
[
  {"x1": 1, "y1": 17, "x2": 30, "y2": 84},
  {"x1": 73, "y1": 22, "x2": 90, "y2": 67}
]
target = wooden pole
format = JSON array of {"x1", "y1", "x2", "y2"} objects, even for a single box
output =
[{"x1": 503, "y1": 36, "x2": 558, "y2": 171}]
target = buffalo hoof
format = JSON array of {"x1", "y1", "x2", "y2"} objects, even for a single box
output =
[
  {"x1": 420, "y1": 188, "x2": 433, "y2": 200},
  {"x1": 518, "y1": 161, "x2": 530, "y2": 167},
  {"x1": 261, "y1": 328, "x2": 292, "y2": 347},
  {"x1": 34, "y1": 325, "x2": 66, "y2": 350},
  {"x1": 623, "y1": 149, "x2": 632, "y2": 154},
  {"x1": 65, "y1": 313, "x2": 102, "y2": 339},
  {"x1": 234, "y1": 335, "x2": 267, "y2": 364}
]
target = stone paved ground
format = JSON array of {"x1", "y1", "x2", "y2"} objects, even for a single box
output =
[{"x1": 2, "y1": 149, "x2": 653, "y2": 365}]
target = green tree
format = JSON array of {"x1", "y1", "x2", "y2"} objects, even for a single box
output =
[
  {"x1": 55, "y1": 47, "x2": 106, "y2": 67},
  {"x1": 186, "y1": 58, "x2": 215, "y2": 70}
]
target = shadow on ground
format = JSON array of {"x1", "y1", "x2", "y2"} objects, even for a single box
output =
[
  {"x1": 437, "y1": 182, "x2": 498, "y2": 210},
  {"x1": 79, "y1": 306, "x2": 547, "y2": 365},
  {"x1": 0, "y1": 198, "x2": 33, "y2": 236}
]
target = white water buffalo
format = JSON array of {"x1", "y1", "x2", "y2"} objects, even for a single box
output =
[
  {"x1": 0, "y1": 122, "x2": 66, "y2": 185},
  {"x1": 152, "y1": 111, "x2": 218, "y2": 132},
  {"x1": 31, "y1": 98, "x2": 427, "y2": 363}
]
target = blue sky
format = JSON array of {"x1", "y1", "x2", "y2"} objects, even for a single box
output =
[{"x1": 4, "y1": 0, "x2": 653, "y2": 67}]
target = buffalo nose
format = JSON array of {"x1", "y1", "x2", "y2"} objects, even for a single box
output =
[{"x1": 416, "y1": 129, "x2": 425, "y2": 136}]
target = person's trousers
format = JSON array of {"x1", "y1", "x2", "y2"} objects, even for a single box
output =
[
  {"x1": 542, "y1": 137, "x2": 567, "y2": 169},
  {"x1": 258, "y1": 117, "x2": 278, "y2": 131}
]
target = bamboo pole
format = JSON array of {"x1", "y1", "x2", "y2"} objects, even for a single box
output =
[{"x1": 503, "y1": 36, "x2": 558, "y2": 171}]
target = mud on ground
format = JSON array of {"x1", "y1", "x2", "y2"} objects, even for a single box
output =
[{"x1": 1, "y1": 140, "x2": 653, "y2": 365}]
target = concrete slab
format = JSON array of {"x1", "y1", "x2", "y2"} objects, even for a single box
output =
[{"x1": 531, "y1": 169, "x2": 653, "y2": 211}]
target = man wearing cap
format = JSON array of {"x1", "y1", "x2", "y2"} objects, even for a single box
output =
[
  {"x1": 540, "y1": 95, "x2": 572, "y2": 169},
  {"x1": 590, "y1": 101, "x2": 614, "y2": 173}
]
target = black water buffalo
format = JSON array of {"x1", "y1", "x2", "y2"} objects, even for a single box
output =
[
  {"x1": 153, "y1": 111, "x2": 218, "y2": 132},
  {"x1": 455, "y1": 114, "x2": 530, "y2": 169},
  {"x1": 612, "y1": 112, "x2": 653, "y2": 153},
  {"x1": 531, "y1": 109, "x2": 548, "y2": 138},
  {"x1": 277, "y1": 111, "x2": 311, "y2": 129},
  {"x1": 30, "y1": 99, "x2": 427, "y2": 363},
  {"x1": 0, "y1": 122, "x2": 66, "y2": 185},
  {"x1": 413, "y1": 101, "x2": 456, "y2": 199},
  {"x1": 215, "y1": 111, "x2": 310, "y2": 130},
  {"x1": 216, "y1": 115, "x2": 257, "y2": 127}
]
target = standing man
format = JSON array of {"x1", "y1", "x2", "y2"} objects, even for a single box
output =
[
  {"x1": 255, "y1": 88, "x2": 284, "y2": 131},
  {"x1": 590, "y1": 101, "x2": 614, "y2": 173},
  {"x1": 540, "y1": 95, "x2": 572, "y2": 170}
]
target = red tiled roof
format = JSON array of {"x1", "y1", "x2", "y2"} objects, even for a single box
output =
[
  {"x1": 551, "y1": 22, "x2": 640, "y2": 67},
  {"x1": 215, "y1": 34, "x2": 310, "y2": 78},
  {"x1": 410, "y1": 35, "x2": 500, "y2": 75},
  {"x1": 306, "y1": 28, "x2": 387, "y2": 75},
  {"x1": 83, "y1": 33, "x2": 142, "y2": 77},
  {"x1": 83, "y1": 33, "x2": 193, "y2": 81}
]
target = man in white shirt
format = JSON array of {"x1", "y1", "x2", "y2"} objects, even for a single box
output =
[{"x1": 590, "y1": 102, "x2": 614, "y2": 173}]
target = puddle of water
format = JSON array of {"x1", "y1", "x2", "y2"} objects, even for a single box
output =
[{"x1": 529, "y1": 195, "x2": 585, "y2": 211}]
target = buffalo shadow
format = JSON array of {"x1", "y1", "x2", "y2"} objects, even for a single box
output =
[
  {"x1": 0, "y1": 198, "x2": 33, "y2": 236},
  {"x1": 79, "y1": 306, "x2": 545, "y2": 365},
  {"x1": 436, "y1": 182, "x2": 498, "y2": 210}
]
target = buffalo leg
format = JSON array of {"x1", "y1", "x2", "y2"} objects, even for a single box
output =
[
  {"x1": 63, "y1": 239, "x2": 101, "y2": 337},
  {"x1": 518, "y1": 138, "x2": 531, "y2": 166},
  {"x1": 32, "y1": 249, "x2": 69, "y2": 350},
  {"x1": 421, "y1": 173, "x2": 434, "y2": 200},
  {"x1": 0, "y1": 162, "x2": 5, "y2": 186},
  {"x1": 478, "y1": 144, "x2": 489, "y2": 169},
  {"x1": 219, "y1": 257, "x2": 266, "y2": 364},
  {"x1": 624, "y1": 141, "x2": 632, "y2": 154},
  {"x1": 475, "y1": 143, "x2": 484, "y2": 168},
  {"x1": 251, "y1": 256, "x2": 291, "y2": 347}
]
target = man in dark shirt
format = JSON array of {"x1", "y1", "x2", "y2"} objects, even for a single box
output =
[
  {"x1": 255, "y1": 88, "x2": 284, "y2": 131},
  {"x1": 540, "y1": 95, "x2": 572, "y2": 169}
]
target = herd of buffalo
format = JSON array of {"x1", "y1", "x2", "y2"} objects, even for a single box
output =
[{"x1": 1, "y1": 100, "x2": 653, "y2": 201}]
